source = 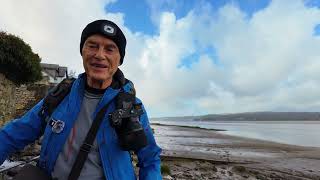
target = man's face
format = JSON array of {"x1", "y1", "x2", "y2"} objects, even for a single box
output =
[{"x1": 82, "y1": 34, "x2": 121, "y2": 86}]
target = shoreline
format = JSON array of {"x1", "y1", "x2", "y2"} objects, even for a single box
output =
[
  {"x1": 153, "y1": 124, "x2": 320, "y2": 179},
  {"x1": 152, "y1": 122, "x2": 320, "y2": 148},
  {"x1": 151, "y1": 122, "x2": 226, "y2": 131}
]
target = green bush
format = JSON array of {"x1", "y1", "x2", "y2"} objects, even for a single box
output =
[
  {"x1": 161, "y1": 164, "x2": 171, "y2": 175},
  {"x1": 0, "y1": 31, "x2": 42, "y2": 85}
]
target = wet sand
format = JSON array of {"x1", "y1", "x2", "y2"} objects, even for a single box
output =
[
  {"x1": 1, "y1": 124, "x2": 320, "y2": 180},
  {"x1": 153, "y1": 124, "x2": 320, "y2": 180}
]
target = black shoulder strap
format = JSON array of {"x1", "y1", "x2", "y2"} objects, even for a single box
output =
[
  {"x1": 39, "y1": 78, "x2": 76, "y2": 120},
  {"x1": 68, "y1": 77, "x2": 137, "y2": 180},
  {"x1": 68, "y1": 100, "x2": 113, "y2": 180},
  {"x1": 68, "y1": 69, "x2": 140, "y2": 180}
]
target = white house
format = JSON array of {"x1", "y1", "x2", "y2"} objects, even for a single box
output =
[{"x1": 39, "y1": 63, "x2": 68, "y2": 85}]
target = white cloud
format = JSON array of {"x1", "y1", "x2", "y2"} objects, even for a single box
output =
[
  {"x1": 0, "y1": 0, "x2": 117, "y2": 74},
  {"x1": 1, "y1": 0, "x2": 320, "y2": 117},
  {"x1": 132, "y1": 0, "x2": 320, "y2": 117}
]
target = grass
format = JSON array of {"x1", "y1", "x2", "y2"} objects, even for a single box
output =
[{"x1": 161, "y1": 164, "x2": 171, "y2": 175}]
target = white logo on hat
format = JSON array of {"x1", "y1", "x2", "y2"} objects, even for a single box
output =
[{"x1": 104, "y1": 25, "x2": 115, "y2": 34}]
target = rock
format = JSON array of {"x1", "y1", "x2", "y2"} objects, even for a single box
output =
[
  {"x1": 242, "y1": 174, "x2": 249, "y2": 178},
  {"x1": 232, "y1": 165, "x2": 247, "y2": 173},
  {"x1": 270, "y1": 173, "x2": 279, "y2": 178},
  {"x1": 185, "y1": 173, "x2": 193, "y2": 178},
  {"x1": 202, "y1": 172, "x2": 216, "y2": 179},
  {"x1": 162, "y1": 175, "x2": 174, "y2": 180},
  {"x1": 212, "y1": 166, "x2": 218, "y2": 172},
  {"x1": 256, "y1": 174, "x2": 266, "y2": 179},
  {"x1": 228, "y1": 171, "x2": 233, "y2": 176}
]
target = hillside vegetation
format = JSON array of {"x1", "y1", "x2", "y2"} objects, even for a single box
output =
[{"x1": 0, "y1": 31, "x2": 42, "y2": 85}]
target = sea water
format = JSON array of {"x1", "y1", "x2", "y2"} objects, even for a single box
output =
[{"x1": 151, "y1": 120, "x2": 320, "y2": 147}]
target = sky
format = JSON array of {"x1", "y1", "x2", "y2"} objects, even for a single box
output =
[{"x1": 0, "y1": 0, "x2": 320, "y2": 118}]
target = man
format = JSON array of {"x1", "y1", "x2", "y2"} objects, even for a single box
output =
[{"x1": 0, "y1": 20, "x2": 162, "y2": 180}]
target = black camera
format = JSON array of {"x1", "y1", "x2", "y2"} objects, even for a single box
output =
[{"x1": 109, "y1": 92, "x2": 148, "y2": 151}]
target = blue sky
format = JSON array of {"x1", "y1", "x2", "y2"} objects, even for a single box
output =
[
  {"x1": 1, "y1": 0, "x2": 320, "y2": 117},
  {"x1": 106, "y1": 0, "x2": 320, "y2": 70},
  {"x1": 106, "y1": 0, "x2": 273, "y2": 35},
  {"x1": 106, "y1": 0, "x2": 320, "y2": 35}
]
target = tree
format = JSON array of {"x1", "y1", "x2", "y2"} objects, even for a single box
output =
[{"x1": 0, "y1": 31, "x2": 42, "y2": 85}]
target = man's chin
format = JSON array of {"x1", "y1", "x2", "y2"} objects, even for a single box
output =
[
  {"x1": 91, "y1": 76, "x2": 107, "y2": 82},
  {"x1": 87, "y1": 70, "x2": 114, "y2": 81}
]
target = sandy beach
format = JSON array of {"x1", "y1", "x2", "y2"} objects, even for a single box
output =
[{"x1": 153, "y1": 124, "x2": 320, "y2": 180}]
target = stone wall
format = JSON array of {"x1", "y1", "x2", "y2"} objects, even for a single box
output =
[
  {"x1": 14, "y1": 84, "x2": 49, "y2": 118},
  {"x1": 0, "y1": 73, "x2": 16, "y2": 127},
  {"x1": 0, "y1": 73, "x2": 49, "y2": 127}
]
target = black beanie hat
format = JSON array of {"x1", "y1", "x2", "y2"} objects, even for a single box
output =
[{"x1": 80, "y1": 20, "x2": 126, "y2": 65}]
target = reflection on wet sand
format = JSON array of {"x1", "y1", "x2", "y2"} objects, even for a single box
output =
[{"x1": 154, "y1": 124, "x2": 320, "y2": 180}]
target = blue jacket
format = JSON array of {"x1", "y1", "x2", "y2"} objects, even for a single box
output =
[{"x1": 0, "y1": 74, "x2": 162, "y2": 180}]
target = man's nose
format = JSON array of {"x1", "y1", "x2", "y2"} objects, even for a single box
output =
[{"x1": 94, "y1": 47, "x2": 105, "y2": 60}]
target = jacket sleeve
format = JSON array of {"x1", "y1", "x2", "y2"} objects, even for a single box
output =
[
  {"x1": 0, "y1": 100, "x2": 45, "y2": 165},
  {"x1": 135, "y1": 100, "x2": 162, "y2": 180}
]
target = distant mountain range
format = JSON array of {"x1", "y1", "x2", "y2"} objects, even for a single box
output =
[{"x1": 152, "y1": 112, "x2": 320, "y2": 121}]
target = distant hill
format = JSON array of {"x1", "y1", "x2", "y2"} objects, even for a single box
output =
[{"x1": 152, "y1": 112, "x2": 320, "y2": 121}]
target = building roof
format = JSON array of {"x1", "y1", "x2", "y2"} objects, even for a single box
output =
[{"x1": 41, "y1": 63, "x2": 67, "y2": 79}]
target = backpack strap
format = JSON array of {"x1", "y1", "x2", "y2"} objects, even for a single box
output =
[{"x1": 39, "y1": 78, "x2": 76, "y2": 122}]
